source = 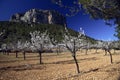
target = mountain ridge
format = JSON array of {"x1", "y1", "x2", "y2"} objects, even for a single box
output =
[{"x1": 9, "y1": 9, "x2": 66, "y2": 26}]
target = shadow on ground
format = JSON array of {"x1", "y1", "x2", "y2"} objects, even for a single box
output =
[
  {"x1": 0, "y1": 64, "x2": 46, "y2": 71},
  {"x1": 50, "y1": 57, "x2": 98, "y2": 64}
]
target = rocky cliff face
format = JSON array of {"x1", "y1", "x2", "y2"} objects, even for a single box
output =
[{"x1": 10, "y1": 9, "x2": 66, "y2": 26}]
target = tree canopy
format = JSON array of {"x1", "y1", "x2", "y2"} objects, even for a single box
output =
[
  {"x1": 79, "y1": 0, "x2": 120, "y2": 24},
  {"x1": 52, "y1": 0, "x2": 120, "y2": 39}
]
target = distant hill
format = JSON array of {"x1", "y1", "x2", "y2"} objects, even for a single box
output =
[{"x1": 0, "y1": 21, "x2": 97, "y2": 46}]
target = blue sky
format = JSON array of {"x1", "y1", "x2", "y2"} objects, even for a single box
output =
[{"x1": 0, "y1": 0, "x2": 118, "y2": 41}]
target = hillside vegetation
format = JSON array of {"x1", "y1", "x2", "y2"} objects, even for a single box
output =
[{"x1": 0, "y1": 21, "x2": 96, "y2": 46}]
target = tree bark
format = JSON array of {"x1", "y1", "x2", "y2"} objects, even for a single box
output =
[
  {"x1": 108, "y1": 50, "x2": 113, "y2": 64},
  {"x1": 104, "y1": 49, "x2": 107, "y2": 56},
  {"x1": 58, "y1": 46, "x2": 61, "y2": 53},
  {"x1": 56, "y1": 47, "x2": 59, "y2": 55},
  {"x1": 114, "y1": 49, "x2": 116, "y2": 53},
  {"x1": 72, "y1": 40, "x2": 80, "y2": 73},
  {"x1": 7, "y1": 51, "x2": 9, "y2": 55},
  {"x1": 95, "y1": 49, "x2": 98, "y2": 53},
  {"x1": 39, "y1": 51, "x2": 42, "y2": 64},
  {"x1": 85, "y1": 49, "x2": 88, "y2": 55},
  {"x1": 73, "y1": 54, "x2": 80, "y2": 73},
  {"x1": 3, "y1": 50, "x2": 6, "y2": 55},
  {"x1": 23, "y1": 51, "x2": 26, "y2": 60},
  {"x1": 56, "y1": 46, "x2": 61, "y2": 55},
  {"x1": 80, "y1": 49, "x2": 82, "y2": 53},
  {"x1": 16, "y1": 51, "x2": 18, "y2": 58}
]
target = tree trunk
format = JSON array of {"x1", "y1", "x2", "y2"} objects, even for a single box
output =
[
  {"x1": 39, "y1": 52, "x2": 42, "y2": 64},
  {"x1": 104, "y1": 49, "x2": 107, "y2": 56},
  {"x1": 73, "y1": 54, "x2": 80, "y2": 73},
  {"x1": 108, "y1": 50, "x2": 113, "y2": 64},
  {"x1": 114, "y1": 49, "x2": 116, "y2": 53},
  {"x1": 3, "y1": 50, "x2": 6, "y2": 55},
  {"x1": 56, "y1": 48, "x2": 59, "y2": 55},
  {"x1": 80, "y1": 49, "x2": 82, "y2": 53},
  {"x1": 16, "y1": 51, "x2": 18, "y2": 58},
  {"x1": 58, "y1": 46, "x2": 61, "y2": 53},
  {"x1": 89, "y1": 49, "x2": 91, "y2": 52},
  {"x1": 57, "y1": 46, "x2": 61, "y2": 55},
  {"x1": 85, "y1": 49, "x2": 88, "y2": 55},
  {"x1": 95, "y1": 49, "x2": 98, "y2": 53},
  {"x1": 23, "y1": 51, "x2": 26, "y2": 60},
  {"x1": 7, "y1": 52, "x2": 9, "y2": 55},
  {"x1": 72, "y1": 40, "x2": 80, "y2": 73},
  {"x1": 2, "y1": 51, "x2": 4, "y2": 55}
]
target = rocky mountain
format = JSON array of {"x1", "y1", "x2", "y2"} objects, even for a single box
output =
[{"x1": 9, "y1": 9, "x2": 66, "y2": 26}]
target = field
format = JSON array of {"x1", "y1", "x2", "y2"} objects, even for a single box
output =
[{"x1": 0, "y1": 49, "x2": 120, "y2": 80}]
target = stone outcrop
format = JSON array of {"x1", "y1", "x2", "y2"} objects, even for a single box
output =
[{"x1": 10, "y1": 9, "x2": 66, "y2": 26}]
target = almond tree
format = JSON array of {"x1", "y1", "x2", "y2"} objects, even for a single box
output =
[
  {"x1": 49, "y1": 36, "x2": 63, "y2": 54},
  {"x1": 7, "y1": 41, "x2": 21, "y2": 58},
  {"x1": 0, "y1": 30, "x2": 5, "y2": 37},
  {"x1": 23, "y1": 41, "x2": 31, "y2": 60},
  {"x1": 0, "y1": 32, "x2": 3, "y2": 36},
  {"x1": 102, "y1": 41, "x2": 113, "y2": 64},
  {"x1": 0, "y1": 31, "x2": 5, "y2": 53},
  {"x1": 1, "y1": 43, "x2": 7, "y2": 54},
  {"x1": 94, "y1": 42, "x2": 99, "y2": 53},
  {"x1": 84, "y1": 39, "x2": 90, "y2": 55},
  {"x1": 17, "y1": 41, "x2": 31, "y2": 60},
  {"x1": 112, "y1": 41, "x2": 120, "y2": 53},
  {"x1": 30, "y1": 31, "x2": 50, "y2": 64},
  {"x1": 63, "y1": 27, "x2": 85, "y2": 73},
  {"x1": 14, "y1": 41, "x2": 21, "y2": 58},
  {"x1": 1, "y1": 43, "x2": 11, "y2": 55}
]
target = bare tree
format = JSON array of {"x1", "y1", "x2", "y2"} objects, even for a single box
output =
[
  {"x1": 63, "y1": 27, "x2": 85, "y2": 73},
  {"x1": 30, "y1": 31, "x2": 51, "y2": 64},
  {"x1": 102, "y1": 41, "x2": 113, "y2": 64}
]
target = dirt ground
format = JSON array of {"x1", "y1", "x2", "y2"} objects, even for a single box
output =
[{"x1": 0, "y1": 49, "x2": 120, "y2": 80}]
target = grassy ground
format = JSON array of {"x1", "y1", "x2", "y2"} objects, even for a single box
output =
[{"x1": 0, "y1": 49, "x2": 120, "y2": 80}]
